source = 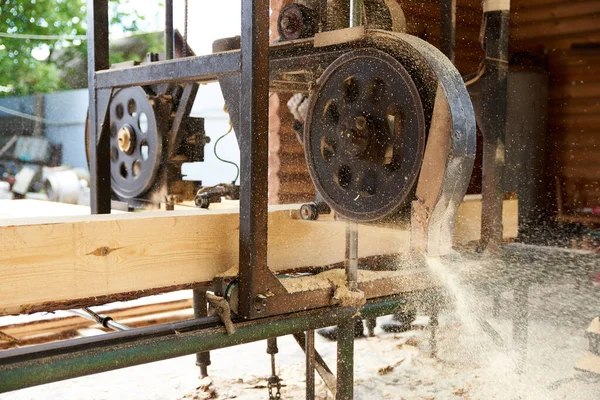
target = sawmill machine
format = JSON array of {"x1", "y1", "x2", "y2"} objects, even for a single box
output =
[
  {"x1": 86, "y1": 0, "x2": 476, "y2": 243},
  {"x1": 0, "y1": 0, "x2": 502, "y2": 398}
]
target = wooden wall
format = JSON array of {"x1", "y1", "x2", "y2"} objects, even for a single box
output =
[
  {"x1": 270, "y1": 0, "x2": 600, "y2": 215},
  {"x1": 512, "y1": 0, "x2": 600, "y2": 215},
  {"x1": 268, "y1": 0, "x2": 315, "y2": 204}
]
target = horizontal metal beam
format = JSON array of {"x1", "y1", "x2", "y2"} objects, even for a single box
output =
[
  {"x1": 95, "y1": 51, "x2": 241, "y2": 89},
  {"x1": 0, "y1": 297, "x2": 405, "y2": 393}
]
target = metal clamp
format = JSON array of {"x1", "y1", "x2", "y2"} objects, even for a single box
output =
[{"x1": 206, "y1": 293, "x2": 236, "y2": 335}]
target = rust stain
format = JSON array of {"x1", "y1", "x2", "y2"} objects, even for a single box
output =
[{"x1": 87, "y1": 246, "x2": 122, "y2": 257}]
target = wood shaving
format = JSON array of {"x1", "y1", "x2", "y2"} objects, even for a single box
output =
[
  {"x1": 216, "y1": 265, "x2": 239, "y2": 278},
  {"x1": 331, "y1": 285, "x2": 366, "y2": 308},
  {"x1": 377, "y1": 358, "x2": 406, "y2": 375},
  {"x1": 280, "y1": 268, "x2": 411, "y2": 293},
  {"x1": 182, "y1": 376, "x2": 217, "y2": 399}
]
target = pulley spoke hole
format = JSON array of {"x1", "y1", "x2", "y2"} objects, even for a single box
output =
[
  {"x1": 320, "y1": 136, "x2": 336, "y2": 162},
  {"x1": 342, "y1": 77, "x2": 359, "y2": 103},
  {"x1": 370, "y1": 77, "x2": 386, "y2": 104},
  {"x1": 323, "y1": 100, "x2": 339, "y2": 124},
  {"x1": 138, "y1": 112, "x2": 149, "y2": 134},
  {"x1": 360, "y1": 170, "x2": 378, "y2": 197},
  {"x1": 128, "y1": 99, "x2": 137, "y2": 116},
  {"x1": 386, "y1": 105, "x2": 403, "y2": 137},
  {"x1": 140, "y1": 140, "x2": 149, "y2": 161},
  {"x1": 132, "y1": 160, "x2": 142, "y2": 178},
  {"x1": 115, "y1": 103, "x2": 124, "y2": 120},
  {"x1": 335, "y1": 164, "x2": 352, "y2": 189},
  {"x1": 119, "y1": 162, "x2": 128, "y2": 179},
  {"x1": 383, "y1": 144, "x2": 394, "y2": 166}
]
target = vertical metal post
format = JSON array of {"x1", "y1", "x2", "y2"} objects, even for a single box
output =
[
  {"x1": 328, "y1": 0, "x2": 350, "y2": 31},
  {"x1": 480, "y1": 1, "x2": 510, "y2": 252},
  {"x1": 345, "y1": 222, "x2": 358, "y2": 291},
  {"x1": 365, "y1": 318, "x2": 376, "y2": 337},
  {"x1": 349, "y1": 0, "x2": 363, "y2": 27},
  {"x1": 440, "y1": 0, "x2": 456, "y2": 63},
  {"x1": 319, "y1": 0, "x2": 328, "y2": 31},
  {"x1": 87, "y1": 0, "x2": 111, "y2": 215},
  {"x1": 306, "y1": 330, "x2": 316, "y2": 400},
  {"x1": 340, "y1": 221, "x2": 358, "y2": 399},
  {"x1": 336, "y1": 320, "x2": 354, "y2": 400},
  {"x1": 165, "y1": 0, "x2": 175, "y2": 60},
  {"x1": 193, "y1": 289, "x2": 211, "y2": 377},
  {"x1": 238, "y1": 0, "x2": 270, "y2": 318}
]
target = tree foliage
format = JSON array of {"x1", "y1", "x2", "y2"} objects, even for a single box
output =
[{"x1": 0, "y1": 0, "x2": 162, "y2": 97}]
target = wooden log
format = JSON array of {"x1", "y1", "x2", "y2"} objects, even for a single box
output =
[{"x1": 0, "y1": 197, "x2": 517, "y2": 316}]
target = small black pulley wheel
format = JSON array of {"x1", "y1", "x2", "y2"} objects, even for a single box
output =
[
  {"x1": 300, "y1": 202, "x2": 319, "y2": 220},
  {"x1": 304, "y1": 48, "x2": 426, "y2": 222},
  {"x1": 86, "y1": 86, "x2": 163, "y2": 199}
]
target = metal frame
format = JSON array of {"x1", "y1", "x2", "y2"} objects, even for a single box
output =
[
  {"x1": 86, "y1": 0, "x2": 274, "y2": 320},
  {"x1": 0, "y1": 296, "x2": 411, "y2": 392},
  {"x1": 480, "y1": 4, "x2": 510, "y2": 252}
]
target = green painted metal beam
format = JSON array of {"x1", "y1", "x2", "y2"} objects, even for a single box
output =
[{"x1": 0, "y1": 297, "x2": 406, "y2": 393}]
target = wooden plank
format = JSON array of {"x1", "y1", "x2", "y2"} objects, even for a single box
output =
[
  {"x1": 562, "y1": 166, "x2": 600, "y2": 180},
  {"x1": 513, "y1": 0, "x2": 577, "y2": 10},
  {"x1": 0, "y1": 199, "x2": 126, "y2": 220},
  {"x1": 550, "y1": 101, "x2": 600, "y2": 118},
  {"x1": 550, "y1": 81, "x2": 600, "y2": 100},
  {"x1": 559, "y1": 150, "x2": 600, "y2": 165},
  {"x1": 513, "y1": 1, "x2": 600, "y2": 24},
  {"x1": 0, "y1": 197, "x2": 517, "y2": 316},
  {"x1": 454, "y1": 195, "x2": 519, "y2": 245},
  {"x1": 550, "y1": 114, "x2": 600, "y2": 131},
  {"x1": 517, "y1": 31, "x2": 600, "y2": 50},
  {"x1": 0, "y1": 298, "x2": 193, "y2": 349}
]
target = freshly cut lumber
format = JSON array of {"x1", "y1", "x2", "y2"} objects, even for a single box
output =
[
  {"x1": 0, "y1": 196, "x2": 517, "y2": 316},
  {"x1": 454, "y1": 195, "x2": 518, "y2": 245},
  {"x1": 0, "y1": 298, "x2": 194, "y2": 349},
  {"x1": 0, "y1": 199, "x2": 125, "y2": 219}
]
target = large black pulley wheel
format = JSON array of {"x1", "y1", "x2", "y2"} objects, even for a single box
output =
[
  {"x1": 304, "y1": 49, "x2": 426, "y2": 222},
  {"x1": 86, "y1": 86, "x2": 163, "y2": 200}
]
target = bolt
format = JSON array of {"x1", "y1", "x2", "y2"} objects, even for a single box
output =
[
  {"x1": 254, "y1": 294, "x2": 268, "y2": 313},
  {"x1": 354, "y1": 115, "x2": 367, "y2": 131},
  {"x1": 300, "y1": 203, "x2": 318, "y2": 220},
  {"x1": 280, "y1": 15, "x2": 291, "y2": 30},
  {"x1": 117, "y1": 125, "x2": 134, "y2": 153}
]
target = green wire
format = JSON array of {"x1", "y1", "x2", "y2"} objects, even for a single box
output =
[{"x1": 213, "y1": 121, "x2": 240, "y2": 184}]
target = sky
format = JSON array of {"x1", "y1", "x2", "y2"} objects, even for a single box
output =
[{"x1": 120, "y1": 0, "x2": 242, "y2": 56}]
